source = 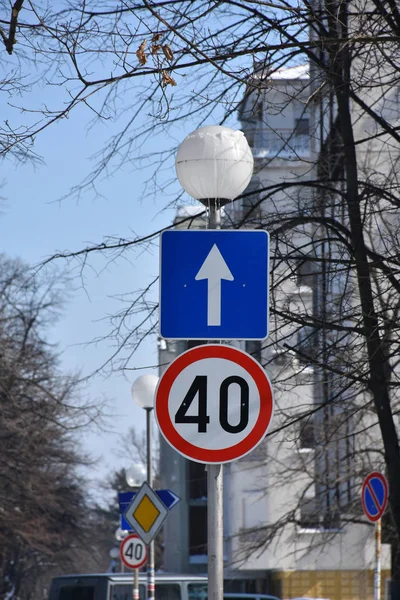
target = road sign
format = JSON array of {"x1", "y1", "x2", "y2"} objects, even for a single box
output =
[
  {"x1": 120, "y1": 534, "x2": 148, "y2": 569},
  {"x1": 155, "y1": 344, "x2": 274, "y2": 464},
  {"x1": 361, "y1": 472, "x2": 388, "y2": 522},
  {"x1": 118, "y1": 489, "x2": 180, "y2": 531},
  {"x1": 155, "y1": 489, "x2": 181, "y2": 509},
  {"x1": 124, "y1": 482, "x2": 169, "y2": 545},
  {"x1": 160, "y1": 230, "x2": 269, "y2": 340}
]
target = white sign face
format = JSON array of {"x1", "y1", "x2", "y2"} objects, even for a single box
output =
[
  {"x1": 155, "y1": 344, "x2": 274, "y2": 464},
  {"x1": 120, "y1": 534, "x2": 148, "y2": 570}
]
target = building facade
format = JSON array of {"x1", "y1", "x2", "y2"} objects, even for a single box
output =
[{"x1": 158, "y1": 65, "x2": 391, "y2": 600}]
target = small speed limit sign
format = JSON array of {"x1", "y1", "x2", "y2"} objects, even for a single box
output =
[
  {"x1": 120, "y1": 534, "x2": 148, "y2": 569},
  {"x1": 155, "y1": 344, "x2": 274, "y2": 463}
]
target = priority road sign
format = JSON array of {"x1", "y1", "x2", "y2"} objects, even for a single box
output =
[
  {"x1": 118, "y1": 489, "x2": 180, "y2": 532},
  {"x1": 361, "y1": 471, "x2": 388, "y2": 522},
  {"x1": 155, "y1": 344, "x2": 274, "y2": 464},
  {"x1": 160, "y1": 230, "x2": 269, "y2": 340},
  {"x1": 124, "y1": 482, "x2": 169, "y2": 545},
  {"x1": 120, "y1": 534, "x2": 148, "y2": 570}
]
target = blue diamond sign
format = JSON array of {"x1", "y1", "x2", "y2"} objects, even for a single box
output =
[{"x1": 160, "y1": 230, "x2": 269, "y2": 340}]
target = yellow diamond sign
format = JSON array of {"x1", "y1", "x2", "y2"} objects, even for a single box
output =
[
  {"x1": 133, "y1": 494, "x2": 161, "y2": 532},
  {"x1": 124, "y1": 482, "x2": 168, "y2": 545}
]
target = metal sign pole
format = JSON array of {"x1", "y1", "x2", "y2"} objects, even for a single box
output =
[
  {"x1": 133, "y1": 569, "x2": 139, "y2": 600},
  {"x1": 146, "y1": 407, "x2": 155, "y2": 600},
  {"x1": 375, "y1": 518, "x2": 382, "y2": 600},
  {"x1": 361, "y1": 473, "x2": 387, "y2": 600},
  {"x1": 207, "y1": 202, "x2": 224, "y2": 600},
  {"x1": 208, "y1": 463, "x2": 223, "y2": 600}
]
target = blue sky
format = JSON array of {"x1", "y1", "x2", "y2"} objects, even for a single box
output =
[
  {"x1": 0, "y1": 19, "x2": 241, "y2": 497},
  {"x1": 0, "y1": 94, "x2": 184, "y2": 493}
]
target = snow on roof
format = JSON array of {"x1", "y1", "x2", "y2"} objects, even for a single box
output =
[
  {"x1": 176, "y1": 205, "x2": 205, "y2": 218},
  {"x1": 269, "y1": 63, "x2": 309, "y2": 80}
]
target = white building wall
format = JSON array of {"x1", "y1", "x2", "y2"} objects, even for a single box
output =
[{"x1": 226, "y1": 63, "x2": 391, "y2": 576}]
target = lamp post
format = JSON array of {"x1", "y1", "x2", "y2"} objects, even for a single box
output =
[
  {"x1": 131, "y1": 374, "x2": 159, "y2": 600},
  {"x1": 175, "y1": 125, "x2": 254, "y2": 600},
  {"x1": 109, "y1": 547, "x2": 120, "y2": 573},
  {"x1": 125, "y1": 463, "x2": 147, "y2": 600},
  {"x1": 126, "y1": 463, "x2": 146, "y2": 488}
]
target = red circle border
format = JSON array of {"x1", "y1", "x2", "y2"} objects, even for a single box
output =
[
  {"x1": 361, "y1": 471, "x2": 388, "y2": 522},
  {"x1": 120, "y1": 534, "x2": 148, "y2": 569},
  {"x1": 155, "y1": 344, "x2": 274, "y2": 463}
]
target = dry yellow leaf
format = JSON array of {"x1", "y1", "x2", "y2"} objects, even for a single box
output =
[
  {"x1": 162, "y1": 70, "x2": 177, "y2": 86},
  {"x1": 162, "y1": 44, "x2": 174, "y2": 62},
  {"x1": 136, "y1": 40, "x2": 147, "y2": 65}
]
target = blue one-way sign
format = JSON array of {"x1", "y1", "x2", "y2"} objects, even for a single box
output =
[
  {"x1": 160, "y1": 230, "x2": 269, "y2": 340},
  {"x1": 118, "y1": 489, "x2": 180, "y2": 531}
]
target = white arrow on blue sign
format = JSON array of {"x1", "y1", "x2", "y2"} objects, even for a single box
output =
[
  {"x1": 118, "y1": 489, "x2": 180, "y2": 531},
  {"x1": 160, "y1": 230, "x2": 269, "y2": 340}
]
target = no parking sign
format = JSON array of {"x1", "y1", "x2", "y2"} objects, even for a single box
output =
[{"x1": 361, "y1": 471, "x2": 388, "y2": 522}]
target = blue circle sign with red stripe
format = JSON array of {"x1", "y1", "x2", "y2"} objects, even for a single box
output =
[{"x1": 361, "y1": 471, "x2": 388, "y2": 522}]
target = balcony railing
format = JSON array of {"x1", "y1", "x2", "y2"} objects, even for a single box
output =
[{"x1": 245, "y1": 127, "x2": 310, "y2": 158}]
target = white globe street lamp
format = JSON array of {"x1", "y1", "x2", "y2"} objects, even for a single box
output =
[
  {"x1": 131, "y1": 374, "x2": 159, "y2": 485},
  {"x1": 175, "y1": 126, "x2": 254, "y2": 600},
  {"x1": 131, "y1": 374, "x2": 159, "y2": 410},
  {"x1": 109, "y1": 547, "x2": 120, "y2": 559},
  {"x1": 175, "y1": 125, "x2": 254, "y2": 208},
  {"x1": 115, "y1": 527, "x2": 129, "y2": 542},
  {"x1": 125, "y1": 463, "x2": 147, "y2": 488},
  {"x1": 131, "y1": 374, "x2": 159, "y2": 600},
  {"x1": 109, "y1": 546, "x2": 121, "y2": 573}
]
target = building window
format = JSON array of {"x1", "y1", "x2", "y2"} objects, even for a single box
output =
[
  {"x1": 298, "y1": 497, "x2": 320, "y2": 530},
  {"x1": 297, "y1": 258, "x2": 315, "y2": 288},
  {"x1": 188, "y1": 460, "x2": 207, "y2": 500},
  {"x1": 272, "y1": 349, "x2": 290, "y2": 366},
  {"x1": 189, "y1": 505, "x2": 207, "y2": 555},
  {"x1": 245, "y1": 340, "x2": 262, "y2": 363},
  {"x1": 299, "y1": 497, "x2": 341, "y2": 531},
  {"x1": 297, "y1": 325, "x2": 318, "y2": 361},
  {"x1": 295, "y1": 117, "x2": 310, "y2": 136},
  {"x1": 292, "y1": 117, "x2": 310, "y2": 154},
  {"x1": 187, "y1": 340, "x2": 208, "y2": 350},
  {"x1": 299, "y1": 420, "x2": 315, "y2": 450},
  {"x1": 322, "y1": 509, "x2": 341, "y2": 530}
]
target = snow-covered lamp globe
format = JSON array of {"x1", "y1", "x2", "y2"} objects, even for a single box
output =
[
  {"x1": 109, "y1": 547, "x2": 120, "y2": 559},
  {"x1": 130, "y1": 373, "x2": 159, "y2": 487},
  {"x1": 175, "y1": 125, "x2": 254, "y2": 207},
  {"x1": 115, "y1": 527, "x2": 129, "y2": 542},
  {"x1": 131, "y1": 374, "x2": 159, "y2": 409},
  {"x1": 125, "y1": 463, "x2": 146, "y2": 488}
]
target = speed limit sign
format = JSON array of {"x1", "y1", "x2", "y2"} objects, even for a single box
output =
[
  {"x1": 120, "y1": 534, "x2": 147, "y2": 569},
  {"x1": 155, "y1": 344, "x2": 274, "y2": 463}
]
